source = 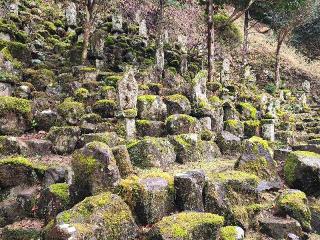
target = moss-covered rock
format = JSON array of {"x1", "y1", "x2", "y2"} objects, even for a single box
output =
[
  {"x1": 92, "y1": 99, "x2": 116, "y2": 118},
  {"x1": 205, "y1": 170, "x2": 261, "y2": 228},
  {"x1": 136, "y1": 120, "x2": 166, "y2": 137},
  {"x1": 137, "y1": 95, "x2": 167, "y2": 120},
  {"x1": 57, "y1": 98, "x2": 85, "y2": 125},
  {"x1": 235, "y1": 136, "x2": 277, "y2": 180},
  {"x1": 284, "y1": 151, "x2": 320, "y2": 196},
  {"x1": 127, "y1": 137, "x2": 176, "y2": 168},
  {"x1": 37, "y1": 183, "x2": 70, "y2": 222},
  {"x1": 112, "y1": 145, "x2": 135, "y2": 178},
  {"x1": 23, "y1": 68, "x2": 54, "y2": 91},
  {"x1": 224, "y1": 119, "x2": 244, "y2": 137},
  {"x1": 0, "y1": 96, "x2": 32, "y2": 135},
  {"x1": 169, "y1": 133, "x2": 221, "y2": 163},
  {"x1": 148, "y1": 211, "x2": 224, "y2": 240},
  {"x1": 237, "y1": 102, "x2": 257, "y2": 120},
  {"x1": 165, "y1": 114, "x2": 199, "y2": 135},
  {"x1": 117, "y1": 169, "x2": 174, "y2": 224},
  {"x1": 243, "y1": 120, "x2": 260, "y2": 138},
  {"x1": 163, "y1": 94, "x2": 192, "y2": 115},
  {"x1": 45, "y1": 192, "x2": 138, "y2": 240},
  {"x1": 276, "y1": 189, "x2": 311, "y2": 231},
  {"x1": 70, "y1": 142, "x2": 120, "y2": 203},
  {"x1": 216, "y1": 131, "x2": 242, "y2": 156},
  {"x1": 80, "y1": 131, "x2": 124, "y2": 148},
  {"x1": 46, "y1": 126, "x2": 81, "y2": 154},
  {"x1": 1, "y1": 219, "x2": 43, "y2": 240},
  {"x1": 0, "y1": 156, "x2": 46, "y2": 188},
  {"x1": 74, "y1": 87, "x2": 89, "y2": 102}
]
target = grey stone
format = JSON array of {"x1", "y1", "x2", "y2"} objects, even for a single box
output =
[
  {"x1": 65, "y1": 2, "x2": 77, "y2": 26},
  {"x1": 258, "y1": 213, "x2": 303, "y2": 239},
  {"x1": 137, "y1": 95, "x2": 167, "y2": 121},
  {"x1": 174, "y1": 170, "x2": 205, "y2": 211},
  {"x1": 169, "y1": 134, "x2": 221, "y2": 163},
  {"x1": 216, "y1": 131, "x2": 241, "y2": 156},
  {"x1": 128, "y1": 137, "x2": 176, "y2": 168},
  {"x1": 46, "y1": 126, "x2": 81, "y2": 155},
  {"x1": 0, "y1": 82, "x2": 12, "y2": 96}
]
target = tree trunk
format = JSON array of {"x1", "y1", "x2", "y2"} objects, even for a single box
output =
[
  {"x1": 242, "y1": 10, "x2": 249, "y2": 66},
  {"x1": 207, "y1": 0, "x2": 214, "y2": 82},
  {"x1": 275, "y1": 34, "x2": 285, "y2": 89},
  {"x1": 156, "y1": 0, "x2": 165, "y2": 74},
  {"x1": 82, "y1": 6, "x2": 91, "y2": 64}
]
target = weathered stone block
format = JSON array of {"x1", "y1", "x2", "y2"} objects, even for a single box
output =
[
  {"x1": 174, "y1": 170, "x2": 205, "y2": 212},
  {"x1": 128, "y1": 137, "x2": 176, "y2": 168}
]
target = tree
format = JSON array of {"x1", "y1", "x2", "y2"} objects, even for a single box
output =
[
  {"x1": 270, "y1": 0, "x2": 319, "y2": 88},
  {"x1": 155, "y1": 0, "x2": 165, "y2": 74},
  {"x1": 79, "y1": 0, "x2": 108, "y2": 64}
]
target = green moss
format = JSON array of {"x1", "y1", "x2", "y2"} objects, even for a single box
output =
[
  {"x1": 249, "y1": 136, "x2": 269, "y2": 150},
  {"x1": 225, "y1": 119, "x2": 241, "y2": 128},
  {"x1": 0, "y1": 96, "x2": 31, "y2": 117},
  {"x1": 80, "y1": 67, "x2": 96, "y2": 72},
  {"x1": 44, "y1": 21, "x2": 57, "y2": 32},
  {"x1": 213, "y1": 12, "x2": 242, "y2": 47},
  {"x1": 71, "y1": 152, "x2": 99, "y2": 184},
  {"x1": 136, "y1": 120, "x2": 152, "y2": 126},
  {"x1": 105, "y1": 35, "x2": 116, "y2": 46},
  {"x1": 57, "y1": 98, "x2": 85, "y2": 116},
  {"x1": 137, "y1": 95, "x2": 157, "y2": 103},
  {"x1": 156, "y1": 212, "x2": 224, "y2": 238},
  {"x1": 74, "y1": 88, "x2": 89, "y2": 101},
  {"x1": 165, "y1": 94, "x2": 188, "y2": 103},
  {"x1": 57, "y1": 192, "x2": 113, "y2": 223},
  {"x1": 139, "y1": 84, "x2": 149, "y2": 90},
  {"x1": 244, "y1": 120, "x2": 260, "y2": 127},
  {"x1": 165, "y1": 114, "x2": 197, "y2": 124},
  {"x1": 219, "y1": 226, "x2": 238, "y2": 240},
  {"x1": 239, "y1": 102, "x2": 257, "y2": 119},
  {"x1": 94, "y1": 99, "x2": 116, "y2": 108},
  {"x1": 209, "y1": 170, "x2": 260, "y2": 185},
  {"x1": 0, "y1": 40, "x2": 28, "y2": 59},
  {"x1": 104, "y1": 75, "x2": 122, "y2": 87},
  {"x1": 49, "y1": 183, "x2": 70, "y2": 204},
  {"x1": 191, "y1": 70, "x2": 207, "y2": 86},
  {"x1": 209, "y1": 96, "x2": 222, "y2": 105},
  {"x1": 0, "y1": 156, "x2": 47, "y2": 174}
]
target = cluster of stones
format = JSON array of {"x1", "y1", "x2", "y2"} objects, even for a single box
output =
[{"x1": 0, "y1": 0, "x2": 320, "y2": 239}]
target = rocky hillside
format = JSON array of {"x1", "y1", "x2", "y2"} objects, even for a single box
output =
[{"x1": 0, "y1": 0, "x2": 320, "y2": 240}]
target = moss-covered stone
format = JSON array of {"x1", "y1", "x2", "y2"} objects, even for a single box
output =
[
  {"x1": 235, "y1": 136, "x2": 276, "y2": 180},
  {"x1": 117, "y1": 169, "x2": 174, "y2": 224},
  {"x1": 284, "y1": 151, "x2": 320, "y2": 195},
  {"x1": 92, "y1": 99, "x2": 116, "y2": 118},
  {"x1": 0, "y1": 156, "x2": 47, "y2": 188},
  {"x1": 71, "y1": 142, "x2": 120, "y2": 202},
  {"x1": 0, "y1": 96, "x2": 31, "y2": 117},
  {"x1": 57, "y1": 98, "x2": 85, "y2": 125},
  {"x1": 23, "y1": 68, "x2": 54, "y2": 91},
  {"x1": 127, "y1": 137, "x2": 176, "y2": 168},
  {"x1": 46, "y1": 126, "x2": 81, "y2": 154},
  {"x1": 165, "y1": 114, "x2": 198, "y2": 135},
  {"x1": 237, "y1": 102, "x2": 257, "y2": 120},
  {"x1": 74, "y1": 87, "x2": 89, "y2": 101},
  {"x1": 149, "y1": 211, "x2": 224, "y2": 240},
  {"x1": 49, "y1": 183, "x2": 70, "y2": 204},
  {"x1": 277, "y1": 189, "x2": 311, "y2": 231},
  {"x1": 47, "y1": 192, "x2": 137, "y2": 239}
]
